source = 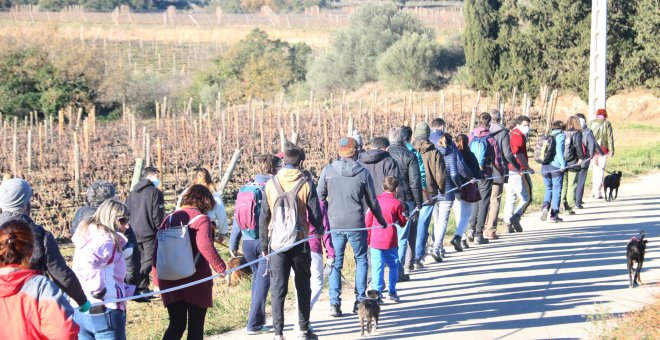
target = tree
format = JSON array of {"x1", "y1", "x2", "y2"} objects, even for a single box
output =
[
  {"x1": 462, "y1": 0, "x2": 501, "y2": 89},
  {"x1": 377, "y1": 33, "x2": 440, "y2": 90}
]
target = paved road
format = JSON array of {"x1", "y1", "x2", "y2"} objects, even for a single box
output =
[{"x1": 214, "y1": 172, "x2": 660, "y2": 339}]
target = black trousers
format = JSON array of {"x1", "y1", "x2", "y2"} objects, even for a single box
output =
[
  {"x1": 163, "y1": 301, "x2": 208, "y2": 340},
  {"x1": 138, "y1": 239, "x2": 155, "y2": 292},
  {"x1": 575, "y1": 166, "x2": 589, "y2": 205},
  {"x1": 468, "y1": 179, "x2": 493, "y2": 238},
  {"x1": 270, "y1": 242, "x2": 311, "y2": 336}
]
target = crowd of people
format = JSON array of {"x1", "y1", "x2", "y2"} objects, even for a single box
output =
[{"x1": 0, "y1": 109, "x2": 615, "y2": 340}]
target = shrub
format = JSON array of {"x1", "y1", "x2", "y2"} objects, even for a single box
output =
[{"x1": 377, "y1": 33, "x2": 440, "y2": 91}]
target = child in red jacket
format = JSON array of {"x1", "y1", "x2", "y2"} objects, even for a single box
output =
[{"x1": 366, "y1": 176, "x2": 407, "y2": 302}]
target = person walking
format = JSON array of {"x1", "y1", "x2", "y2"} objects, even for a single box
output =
[
  {"x1": 561, "y1": 116, "x2": 587, "y2": 215},
  {"x1": 318, "y1": 137, "x2": 388, "y2": 318},
  {"x1": 590, "y1": 109, "x2": 615, "y2": 199},
  {"x1": 411, "y1": 123, "x2": 446, "y2": 264},
  {"x1": 432, "y1": 133, "x2": 469, "y2": 260},
  {"x1": 358, "y1": 136, "x2": 400, "y2": 195},
  {"x1": 0, "y1": 219, "x2": 79, "y2": 340},
  {"x1": 153, "y1": 185, "x2": 227, "y2": 340},
  {"x1": 541, "y1": 121, "x2": 567, "y2": 223},
  {"x1": 124, "y1": 167, "x2": 164, "y2": 297},
  {"x1": 177, "y1": 168, "x2": 230, "y2": 241},
  {"x1": 229, "y1": 154, "x2": 281, "y2": 335},
  {"x1": 366, "y1": 176, "x2": 407, "y2": 302},
  {"x1": 71, "y1": 200, "x2": 132, "y2": 340},
  {"x1": 575, "y1": 113, "x2": 604, "y2": 208},
  {"x1": 484, "y1": 109, "x2": 519, "y2": 240},
  {"x1": 259, "y1": 146, "x2": 324, "y2": 340},
  {"x1": 402, "y1": 125, "x2": 427, "y2": 270},
  {"x1": 453, "y1": 134, "x2": 483, "y2": 250},
  {"x1": 387, "y1": 127, "x2": 423, "y2": 281},
  {"x1": 503, "y1": 116, "x2": 534, "y2": 233},
  {"x1": 0, "y1": 178, "x2": 90, "y2": 311},
  {"x1": 467, "y1": 113, "x2": 504, "y2": 244}
]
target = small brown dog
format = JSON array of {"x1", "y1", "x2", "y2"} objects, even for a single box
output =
[
  {"x1": 224, "y1": 256, "x2": 252, "y2": 286},
  {"x1": 358, "y1": 290, "x2": 381, "y2": 337}
]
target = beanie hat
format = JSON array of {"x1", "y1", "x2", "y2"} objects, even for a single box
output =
[
  {"x1": 338, "y1": 137, "x2": 358, "y2": 158},
  {"x1": 87, "y1": 180, "x2": 116, "y2": 207},
  {"x1": 596, "y1": 108, "x2": 607, "y2": 119},
  {"x1": 414, "y1": 122, "x2": 431, "y2": 139},
  {"x1": 0, "y1": 178, "x2": 33, "y2": 213}
]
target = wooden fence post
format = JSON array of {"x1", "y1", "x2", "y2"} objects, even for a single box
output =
[{"x1": 218, "y1": 148, "x2": 240, "y2": 194}]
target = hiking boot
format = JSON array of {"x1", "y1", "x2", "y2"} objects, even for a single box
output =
[
  {"x1": 462, "y1": 239, "x2": 470, "y2": 249},
  {"x1": 510, "y1": 214, "x2": 523, "y2": 232},
  {"x1": 388, "y1": 292, "x2": 401, "y2": 302},
  {"x1": 406, "y1": 264, "x2": 415, "y2": 272},
  {"x1": 450, "y1": 237, "x2": 463, "y2": 252},
  {"x1": 540, "y1": 208, "x2": 549, "y2": 221},
  {"x1": 475, "y1": 236, "x2": 490, "y2": 245},
  {"x1": 414, "y1": 260, "x2": 425, "y2": 269},
  {"x1": 398, "y1": 273, "x2": 410, "y2": 282},
  {"x1": 353, "y1": 301, "x2": 360, "y2": 314},
  {"x1": 467, "y1": 230, "x2": 475, "y2": 242},
  {"x1": 506, "y1": 224, "x2": 515, "y2": 233},
  {"x1": 298, "y1": 328, "x2": 317, "y2": 340},
  {"x1": 247, "y1": 326, "x2": 273, "y2": 335},
  {"x1": 430, "y1": 249, "x2": 443, "y2": 262},
  {"x1": 486, "y1": 231, "x2": 499, "y2": 240},
  {"x1": 549, "y1": 216, "x2": 564, "y2": 223},
  {"x1": 330, "y1": 304, "x2": 342, "y2": 317}
]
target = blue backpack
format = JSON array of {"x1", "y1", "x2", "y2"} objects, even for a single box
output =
[{"x1": 469, "y1": 135, "x2": 490, "y2": 169}]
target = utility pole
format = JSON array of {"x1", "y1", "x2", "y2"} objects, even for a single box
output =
[{"x1": 587, "y1": 0, "x2": 607, "y2": 120}]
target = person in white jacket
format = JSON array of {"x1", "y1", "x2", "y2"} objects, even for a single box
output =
[{"x1": 176, "y1": 168, "x2": 229, "y2": 240}]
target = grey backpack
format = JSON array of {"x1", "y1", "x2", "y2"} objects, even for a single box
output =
[{"x1": 268, "y1": 177, "x2": 307, "y2": 251}]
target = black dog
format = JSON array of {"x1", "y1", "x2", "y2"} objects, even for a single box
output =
[
  {"x1": 626, "y1": 232, "x2": 647, "y2": 288},
  {"x1": 358, "y1": 290, "x2": 381, "y2": 336},
  {"x1": 604, "y1": 171, "x2": 622, "y2": 202}
]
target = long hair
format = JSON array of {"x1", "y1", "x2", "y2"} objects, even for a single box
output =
[
  {"x1": 565, "y1": 116, "x2": 582, "y2": 132},
  {"x1": 193, "y1": 168, "x2": 217, "y2": 193},
  {"x1": 0, "y1": 219, "x2": 34, "y2": 268},
  {"x1": 73, "y1": 199, "x2": 129, "y2": 250},
  {"x1": 455, "y1": 134, "x2": 471, "y2": 159}
]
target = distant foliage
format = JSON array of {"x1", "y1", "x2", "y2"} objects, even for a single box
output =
[
  {"x1": 211, "y1": 0, "x2": 325, "y2": 13},
  {"x1": 463, "y1": 0, "x2": 659, "y2": 99},
  {"x1": 191, "y1": 29, "x2": 311, "y2": 103},
  {"x1": 377, "y1": 33, "x2": 440, "y2": 91}
]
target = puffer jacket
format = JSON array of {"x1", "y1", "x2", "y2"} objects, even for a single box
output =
[
  {"x1": 0, "y1": 212, "x2": 87, "y2": 306},
  {"x1": 358, "y1": 149, "x2": 400, "y2": 195},
  {"x1": 489, "y1": 123, "x2": 519, "y2": 183},
  {"x1": 0, "y1": 268, "x2": 79, "y2": 340},
  {"x1": 437, "y1": 145, "x2": 462, "y2": 201},
  {"x1": 413, "y1": 139, "x2": 446, "y2": 203},
  {"x1": 388, "y1": 143, "x2": 423, "y2": 207},
  {"x1": 563, "y1": 130, "x2": 586, "y2": 170},
  {"x1": 72, "y1": 224, "x2": 128, "y2": 310}
]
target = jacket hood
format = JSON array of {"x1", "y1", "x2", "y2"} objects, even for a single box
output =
[
  {"x1": 276, "y1": 168, "x2": 304, "y2": 182},
  {"x1": 254, "y1": 174, "x2": 272, "y2": 185},
  {"x1": 0, "y1": 211, "x2": 33, "y2": 227},
  {"x1": 0, "y1": 268, "x2": 39, "y2": 297},
  {"x1": 472, "y1": 127, "x2": 491, "y2": 137},
  {"x1": 490, "y1": 123, "x2": 504, "y2": 134},
  {"x1": 332, "y1": 159, "x2": 365, "y2": 177},
  {"x1": 134, "y1": 179, "x2": 155, "y2": 193},
  {"x1": 359, "y1": 149, "x2": 390, "y2": 164},
  {"x1": 413, "y1": 139, "x2": 435, "y2": 154}
]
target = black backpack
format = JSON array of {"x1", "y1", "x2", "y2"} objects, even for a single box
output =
[{"x1": 534, "y1": 134, "x2": 556, "y2": 165}]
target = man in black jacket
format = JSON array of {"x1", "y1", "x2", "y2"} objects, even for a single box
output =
[
  {"x1": 125, "y1": 167, "x2": 164, "y2": 296},
  {"x1": 0, "y1": 178, "x2": 90, "y2": 311},
  {"x1": 358, "y1": 136, "x2": 400, "y2": 195},
  {"x1": 388, "y1": 127, "x2": 423, "y2": 281}
]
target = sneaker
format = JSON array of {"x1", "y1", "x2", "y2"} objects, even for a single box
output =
[
  {"x1": 298, "y1": 329, "x2": 317, "y2": 339},
  {"x1": 398, "y1": 273, "x2": 410, "y2": 282},
  {"x1": 549, "y1": 216, "x2": 563, "y2": 223},
  {"x1": 566, "y1": 209, "x2": 575, "y2": 215},
  {"x1": 540, "y1": 208, "x2": 549, "y2": 221},
  {"x1": 506, "y1": 224, "x2": 515, "y2": 233},
  {"x1": 406, "y1": 264, "x2": 415, "y2": 272},
  {"x1": 593, "y1": 194, "x2": 604, "y2": 199},
  {"x1": 476, "y1": 236, "x2": 490, "y2": 245},
  {"x1": 450, "y1": 237, "x2": 463, "y2": 252},
  {"x1": 575, "y1": 204, "x2": 584, "y2": 209},
  {"x1": 414, "y1": 260, "x2": 425, "y2": 269},
  {"x1": 274, "y1": 336, "x2": 286, "y2": 340},
  {"x1": 441, "y1": 248, "x2": 446, "y2": 258},
  {"x1": 486, "y1": 231, "x2": 499, "y2": 240},
  {"x1": 467, "y1": 230, "x2": 475, "y2": 242},
  {"x1": 430, "y1": 249, "x2": 443, "y2": 262},
  {"x1": 330, "y1": 304, "x2": 342, "y2": 317},
  {"x1": 247, "y1": 326, "x2": 273, "y2": 335},
  {"x1": 388, "y1": 292, "x2": 401, "y2": 302},
  {"x1": 461, "y1": 239, "x2": 470, "y2": 249},
  {"x1": 353, "y1": 301, "x2": 360, "y2": 314},
  {"x1": 134, "y1": 297, "x2": 152, "y2": 303},
  {"x1": 510, "y1": 214, "x2": 523, "y2": 232}
]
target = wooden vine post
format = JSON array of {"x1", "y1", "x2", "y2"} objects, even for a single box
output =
[
  {"x1": 218, "y1": 148, "x2": 240, "y2": 194},
  {"x1": 73, "y1": 131, "x2": 81, "y2": 201}
]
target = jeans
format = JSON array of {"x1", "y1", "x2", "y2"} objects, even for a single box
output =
[
  {"x1": 242, "y1": 239, "x2": 270, "y2": 332},
  {"x1": 294, "y1": 251, "x2": 324, "y2": 327},
  {"x1": 163, "y1": 302, "x2": 207, "y2": 340},
  {"x1": 74, "y1": 308, "x2": 126, "y2": 340},
  {"x1": 503, "y1": 172, "x2": 532, "y2": 222},
  {"x1": 468, "y1": 179, "x2": 493, "y2": 238},
  {"x1": 576, "y1": 165, "x2": 589, "y2": 205},
  {"x1": 329, "y1": 230, "x2": 368, "y2": 306},
  {"x1": 270, "y1": 243, "x2": 311, "y2": 335},
  {"x1": 592, "y1": 153, "x2": 608, "y2": 196},
  {"x1": 453, "y1": 199, "x2": 473, "y2": 239},
  {"x1": 137, "y1": 239, "x2": 155, "y2": 292},
  {"x1": 397, "y1": 201, "x2": 416, "y2": 272},
  {"x1": 486, "y1": 182, "x2": 504, "y2": 232},
  {"x1": 561, "y1": 170, "x2": 579, "y2": 211},
  {"x1": 370, "y1": 247, "x2": 399, "y2": 295},
  {"x1": 542, "y1": 165, "x2": 564, "y2": 215},
  {"x1": 414, "y1": 204, "x2": 435, "y2": 261},
  {"x1": 432, "y1": 200, "x2": 454, "y2": 252}
]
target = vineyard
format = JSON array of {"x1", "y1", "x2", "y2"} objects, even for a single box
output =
[{"x1": 4, "y1": 87, "x2": 559, "y2": 238}]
